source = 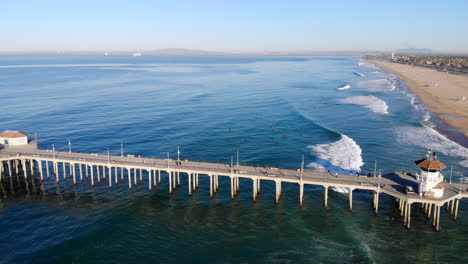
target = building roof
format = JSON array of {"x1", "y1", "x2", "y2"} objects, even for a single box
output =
[
  {"x1": 415, "y1": 158, "x2": 447, "y2": 170},
  {"x1": 0, "y1": 130, "x2": 28, "y2": 138}
]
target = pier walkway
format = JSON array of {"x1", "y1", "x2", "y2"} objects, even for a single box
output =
[{"x1": 1, "y1": 142, "x2": 467, "y2": 231}]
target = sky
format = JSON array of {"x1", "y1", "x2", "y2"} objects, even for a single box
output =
[{"x1": 2, "y1": 0, "x2": 468, "y2": 53}]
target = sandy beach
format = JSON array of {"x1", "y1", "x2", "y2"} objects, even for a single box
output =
[{"x1": 370, "y1": 60, "x2": 468, "y2": 139}]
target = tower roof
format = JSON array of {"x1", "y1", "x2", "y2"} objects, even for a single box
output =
[
  {"x1": 415, "y1": 157, "x2": 447, "y2": 170},
  {"x1": 0, "y1": 130, "x2": 28, "y2": 138}
]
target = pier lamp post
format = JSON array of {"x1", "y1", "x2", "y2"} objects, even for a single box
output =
[
  {"x1": 459, "y1": 174, "x2": 464, "y2": 194},
  {"x1": 52, "y1": 144, "x2": 56, "y2": 159},
  {"x1": 300, "y1": 154, "x2": 304, "y2": 181},
  {"x1": 231, "y1": 156, "x2": 234, "y2": 173},
  {"x1": 68, "y1": 138, "x2": 72, "y2": 153},
  {"x1": 374, "y1": 160, "x2": 377, "y2": 177},
  {"x1": 177, "y1": 145, "x2": 180, "y2": 162},
  {"x1": 236, "y1": 148, "x2": 240, "y2": 166},
  {"x1": 120, "y1": 141, "x2": 124, "y2": 157},
  {"x1": 377, "y1": 169, "x2": 382, "y2": 191},
  {"x1": 167, "y1": 152, "x2": 170, "y2": 168},
  {"x1": 107, "y1": 148, "x2": 110, "y2": 163},
  {"x1": 449, "y1": 166, "x2": 453, "y2": 184}
]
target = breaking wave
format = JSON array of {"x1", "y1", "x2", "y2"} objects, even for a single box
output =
[
  {"x1": 357, "y1": 78, "x2": 396, "y2": 92},
  {"x1": 307, "y1": 134, "x2": 364, "y2": 172},
  {"x1": 341, "y1": 96, "x2": 389, "y2": 114},
  {"x1": 307, "y1": 134, "x2": 364, "y2": 193},
  {"x1": 394, "y1": 125, "x2": 468, "y2": 168}
]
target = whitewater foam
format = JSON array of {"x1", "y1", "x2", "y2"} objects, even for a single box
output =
[
  {"x1": 307, "y1": 134, "x2": 364, "y2": 193},
  {"x1": 395, "y1": 125, "x2": 468, "y2": 168},
  {"x1": 307, "y1": 134, "x2": 364, "y2": 172},
  {"x1": 342, "y1": 96, "x2": 389, "y2": 114}
]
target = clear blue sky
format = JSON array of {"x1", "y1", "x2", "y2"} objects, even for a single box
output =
[{"x1": 2, "y1": 0, "x2": 468, "y2": 53}]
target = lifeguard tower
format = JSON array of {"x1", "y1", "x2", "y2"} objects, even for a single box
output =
[{"x1": 415, "y1": 151, "x2": 446, "y2": 198}]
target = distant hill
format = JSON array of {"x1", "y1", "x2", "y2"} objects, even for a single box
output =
[
  {"x1": 397, "y1": 48, "x2": 432, "y2": 53},
  {"x1": 145, "y1": 48, "x2": 228, "y2": 55}
]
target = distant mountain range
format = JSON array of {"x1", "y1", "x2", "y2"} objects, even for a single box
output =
[{"x1": 397, "y1": 48, "x2": 432, "y2": 53}]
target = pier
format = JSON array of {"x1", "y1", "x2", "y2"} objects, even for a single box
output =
[{"x1": 0, "y1": 141, "x2": 467, "y2": 232}]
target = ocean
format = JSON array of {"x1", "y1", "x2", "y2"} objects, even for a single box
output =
[{"x1": 0, "y1": 55, "x2": 467, "y2": 263}]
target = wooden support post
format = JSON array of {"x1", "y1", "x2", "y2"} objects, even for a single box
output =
[
  {"x1": 407, "y1": 203, "x2": 411, "y2": 229},
  {"x1": 209, "y1": 174, "x2": 213, "y2": 198},
  {"x1": 91, "y1": 165, "x2": 94, "y2": 186},
  {"x1": 97, "y1": 165, "x2": 101, "y2": 183},
  {"x1": 404, "y1": 202, "x2": 408, "y2": 226},
  {"x1": 172, "y1": 171, "x2": 177, "y2": 189},
  {"x1": 30, "y1": 159, "x2": 34, "y2": 176},
  {"x1": 432, "y1": 205, "x2": 437, "y2": 227},
  {"x1": 54, "y1": 162, "x2": 58, "y2": 182},
  {"x1": 0, "y1": 161, "x2": 3, "y2": 181},
  {"x1": 22, "y1": 160, "x2": 28, "y2": 179},
  {"x1": 158, "y1": 170, "x2": 161, "y2": 183},
  {"x1": 148, "y1": 170, "x2": 152, "y2": 190},
  {"x1": 192, "y1": 173, "x2": 196, "y2": 191},
  {"x1": 108, "y1": 166, "x2": 112, "y2": 188},
  {"x1": 72, "y1": 164, "x2": 76, "y2": 185},
  {"x1": 169, "y1": 171, "x2": 172, "y2": 193},
  {"x1": 140, "y1": 168, "x2": 142, "y2": 182},
  {"x1": 427, "y1": 203, "x2": 432, "y2": 219},
  {"x1": 38, "y1": 160, "x2": 43, "y2": 181},
  {"x1": 436, "y1": 206, "x2": 441, "y2": 232},
  {"x1": 275, "y1": 181, "x2": 281, "y2": 203},
  {"x1": 299, "y1": 183, "x2": 304, "y2": 207},
  {"x1": 133, "y1": 168, "x2": 137, "y2": 185},
  {"x1": 252, "y1": 178, "x2": 257, "y2": 202},
  {"x1": 127, "y1": 168, "x2": 132, "y2": 188},
  {"x1": 400, "y1": 200, "x2": 404, "y2": 216},
  {"x1": 348, "y1": 188, "x2": 353, "y2": 211},
  {"x1": 454, "y1": 199, "x2": 459, "y2": 220},
  {"x1": 79, "y1": 164, "x2": 83, "y2": 181},
  {"x1": 374, "y1": 190, "x2": 380, "y2": 214},
  {"x1": 121, "y1": 167, "x2": 124, "y2": 180},
  {"x1": 236, "y1": 176, "x2": 239, "y2": 193},
  {"x1": 62, "y1": 162, "x2": 66, "y2": 179},
  {"x1": 324, "y1": 186, "x2": 328, "y2": 208},
  {"x1": 102, "y1": 166, "x2": 105, "y2": 179},
  {"x1": 45, "y1": 161, "x2": 49, "y2": 179},
  {"x1": 153, "y1": 170, "x2": 157, "y2": 186},
  {"x1": 230, "y1": 176, "x2": 233, "y2": 198},
  {"x1": 10, "y1": 160, "x2": 14, "y2": 177},
  {"x1": 115, "y1": 167, "x2": 118, "y2": 184},
  {"x1": 188, "y1": 173, "x2": 192, "y2": 195},
  {"x1": 86, "y1": 164, "x2": 89, "y2": 178},
  {"x1": 451, "y1": 199, "x2": 456, "y2": 215}
]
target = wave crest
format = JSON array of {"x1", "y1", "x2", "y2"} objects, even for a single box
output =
[
  {"x1": 341, "y1": 96, "x2": 389, "y2": 114},
  {"x1": 307, "y1": 134, "x2": 364, "y2": 172},
  {"x1": 395, "y1": 126, "x2": 468, "y2": 168}
]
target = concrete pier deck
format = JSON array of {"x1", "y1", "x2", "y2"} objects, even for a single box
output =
[{"x1": 1, "y1": 142, "x2": 466, "y2": 231}]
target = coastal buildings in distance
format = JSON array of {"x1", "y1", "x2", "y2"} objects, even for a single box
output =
[{"x1": 367, "y1": 53, "x2": 468, "y2": 75}]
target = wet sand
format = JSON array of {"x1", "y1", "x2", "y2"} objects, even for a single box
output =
[{"x1": 370, "y1": 60, "x2": 468, "y2": 140}]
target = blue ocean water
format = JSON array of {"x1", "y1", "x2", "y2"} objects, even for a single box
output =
[{"x1": 0, "y1": 55, "x2": 467, "y2": 263}]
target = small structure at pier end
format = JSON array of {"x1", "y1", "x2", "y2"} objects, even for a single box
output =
[
  {"x1": 0, "y1": 130, "x2": 28, "y2": 146},
  {"x1": 415, "y1": 151, "x2": 446, "y2": 198}
]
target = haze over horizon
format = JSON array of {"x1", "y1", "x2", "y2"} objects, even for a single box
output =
[{"x1": 2, "y1": 0, "x2": 468, "y2": 54}]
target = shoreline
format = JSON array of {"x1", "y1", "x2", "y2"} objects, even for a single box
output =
[{"x1": 369, "y1": 59, "x2": 468, "y2": 147}]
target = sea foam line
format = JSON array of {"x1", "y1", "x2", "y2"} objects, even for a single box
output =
[{"x1": 341, "y1": 96, "x2": 389, "y2": 115}]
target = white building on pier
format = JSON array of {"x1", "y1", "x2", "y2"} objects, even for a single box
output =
[
  {"x1": 0, "y1": 130, "x2": 29, "y2": 146},
  {"x1": 415, "y1": 151, "x2": 446, "y2": 198}
]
